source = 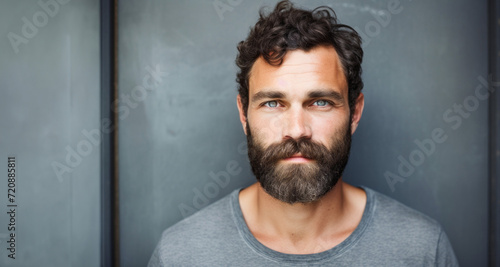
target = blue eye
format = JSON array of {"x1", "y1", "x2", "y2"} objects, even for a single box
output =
[
  {"x1": 264, "y1": 101, "x2": 279, "y2": 108},
  {"x1": 313, "y1": 100, "x2": 329, "y2": 106}
]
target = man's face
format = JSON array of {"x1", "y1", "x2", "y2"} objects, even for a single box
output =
[{"x1": 237, "y1": 45, "x2": 364, "y2": 204}]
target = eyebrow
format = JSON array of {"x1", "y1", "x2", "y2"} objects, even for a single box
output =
[
  {"x1": 251, "y1": 89, "x2": 344, "y2": 103},
  {"x1": 307, "y1": 90, "x2": 344, "y2": 102},
  {"x1": 251, "y1": 91, "x2": 286, "y2": 103}
]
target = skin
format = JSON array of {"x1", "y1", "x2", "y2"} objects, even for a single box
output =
[{"x1": 236, "y1": 45, "x2": 366, "y2": 254}]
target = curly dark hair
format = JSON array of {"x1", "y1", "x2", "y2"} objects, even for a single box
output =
[{"x1": 236, "y1": 0, "x2": 363, "y2": 117}]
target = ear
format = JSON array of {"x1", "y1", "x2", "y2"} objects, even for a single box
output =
[
  {"x1": 350, "y1": 93, "x2": 364, "y2": 135},
  {"x1": 237, "y1": 94, "x2": 248, "y2": 135}
]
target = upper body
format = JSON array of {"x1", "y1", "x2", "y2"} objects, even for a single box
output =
[
  {"x1": 150, "y1": 1, "x2": 458, "y2": 265},
  {"x1": 148, "y1": 185, "x2": 458, "y2": 266}
]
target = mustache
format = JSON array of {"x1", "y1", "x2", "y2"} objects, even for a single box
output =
[{"x1": 259, "y1": 137, "x2": 334, "y2": 164}]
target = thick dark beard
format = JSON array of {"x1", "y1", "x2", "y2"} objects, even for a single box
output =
[{"x1": 246, "y1": 123, "x2": 352, "y2": 204}]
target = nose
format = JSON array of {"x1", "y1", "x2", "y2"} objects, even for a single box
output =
[{"x1": 282, "y1": 107, "x2": 312, "y2": 140}]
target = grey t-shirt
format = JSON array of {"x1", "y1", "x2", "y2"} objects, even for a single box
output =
[{"x1": 148, "y1": 187, "x2": 459, "y2": 266}]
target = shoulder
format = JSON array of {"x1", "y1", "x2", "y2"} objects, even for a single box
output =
[
  {"x1": 358, "y1": 187, "x2": 458, "y2": 265},
  {"x1": 150, "y1": 190, "x2": 241, "y2": 265},
  {"x1": 161, "y1": 190, "x2": 237, "y2": 244},
  {"x1": 367, "y1": 187, "x2": 442, "y2": 236}
]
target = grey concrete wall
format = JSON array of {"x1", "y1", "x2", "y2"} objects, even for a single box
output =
[
  {"x1": 0, "y1": 0, "x2": 101, "y2": 266},
  {"x1": 118, "y1": 0, "x2": 488, "y2": 266}
]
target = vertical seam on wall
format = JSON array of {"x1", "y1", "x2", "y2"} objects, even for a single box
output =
[{"x1": 100, "y1": 0, "x2": 118, "y2": 266}]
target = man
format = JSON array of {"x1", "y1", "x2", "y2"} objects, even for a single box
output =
[{"x1": 149, "y1": 1, "x2": 458, "y2": 266}]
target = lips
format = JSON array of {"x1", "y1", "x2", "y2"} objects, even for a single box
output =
[{"x1": 283, "y1": 153, "x2": 312, "y2": 162}]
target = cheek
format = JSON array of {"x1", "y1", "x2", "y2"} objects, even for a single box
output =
[
  {"x1": 248, "y1": 114, "x2": 284, "y2": 142},
  {"x1": 310, "y1": 116, "x2": 349, "y2": 144}
]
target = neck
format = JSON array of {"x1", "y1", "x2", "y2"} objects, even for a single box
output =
[
  {"x1": 239, "y1": 179, "x2": 366, "y2": 254},
  {"x1": 257, "y1": 181, "x2": 345, "y2": 237}
]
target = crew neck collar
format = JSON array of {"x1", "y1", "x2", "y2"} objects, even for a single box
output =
[{"x1": 229, "y1": 186, "x2": 375, "y2": 264}]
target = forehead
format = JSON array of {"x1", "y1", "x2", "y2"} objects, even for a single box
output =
[{"x1": 248, "y1": 46, "x2": 348, "y2": 97}]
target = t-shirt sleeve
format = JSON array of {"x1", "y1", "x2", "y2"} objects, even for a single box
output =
[{"x1": 435, "y1": 229, "x2": 459, "y2": 267}]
